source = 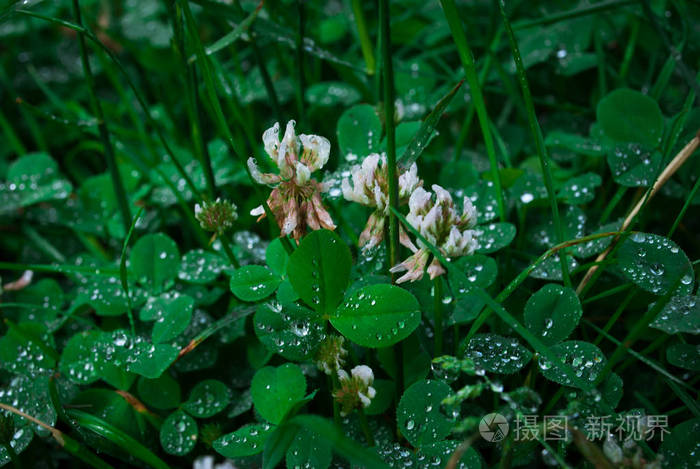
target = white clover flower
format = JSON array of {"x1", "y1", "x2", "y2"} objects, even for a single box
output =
[
  {"x1": 334, "y1": 364, "x2": 377, "y2": 415},
  {"x1": 391, "y1": 184, "x2": 478, "y2": 283},
  {"x1": 342, "y1": 153, "x2": 422, "y2": 249},
  {"x1": 248, "y1": 120, "x2": 335, "y2": 240}
]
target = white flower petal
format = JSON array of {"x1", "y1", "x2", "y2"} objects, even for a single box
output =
[
  {"x1": 262, "y1": 122, "x2": 280, "y2": 159},
  {"x1": 295, "y1": 162, "x2": 311, "y2": 185},
  {"x1": 351, "y1": 365, "x2": 374, "y2": 385}
]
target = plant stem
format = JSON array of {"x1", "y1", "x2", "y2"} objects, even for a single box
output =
[
  {"x1": 72, "y1": 0, "x2": 131, "y2": 234},
  {"x1": 218, "y1": 235, "x2": 240, "y2": 268},
  {"x1": 351, "y1": 0, "x2": 376, "y2": 75},
  {"x1": 295, "y1": 0, "x2": 306, "y2": 127},
  {"x1": 357, "y1": 408, "x2": 375, "y2": 446},
  {"x1": 496, "y1": 0, "x2": 571, "y2": 287},
  {"x1": 433, "y1": 276, "x2": 444, "y2": 356},
  {"x1": 440, "y1": 0, "x2": 505, "y2": 222},
  {"x1": 379, "y1": 0, "x2": 399, "y2": 276}
]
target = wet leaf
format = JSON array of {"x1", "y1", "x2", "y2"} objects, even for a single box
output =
[
  {"x1": 397, "y1": 380, "x2": 453, "y2": 447},
  {"x1": 229, "y1": 265, "x2": 281, "y2": 302},
  {"x1": 160, "y1": 410, "x2": 197, "y2": 456},
  {"x1": 539, "y1": 340, "x2": 606, "y2": 388},
  {"x1": 285, "y1": 427, "x2": 332, "y2": 469},
  {"x1": 251, "y1": 364, "x2": 306, "y2": 425},
  {"x1": 336, "y1": 104, "x2": 381, "y2": 161},
  {"x1": 130, "y1": 233, "x2": 180, "y2": 293},
  {"x1": 331, "y1": 284, "x2": 420, "y2": 348},
  {"x1": 524, "y1": 284, "x2": 582, "y2": 345},
  {"x1": 287, "y1": 229, "x2": 351, "y2": 314},
  {"x1": 597, "y1": 89, "x2": 664, "y2": 147},
  {"x1": 254, "y1": 301, "x2": 325, "y2": 360},
  {"x1": 466, "y1": 334, "x2": 532, "y2": 374},
  {"x1": 178, "y1": 249, "x2": 227, "y2": 284},
  {"x1": 214, "y1": 422, "x2": 275, "y2": 458},
  {"x1": 617, "y1": 232, "x2": 694, "y2": 296},
  {"x1": 182, "y1": 379, "x2": 231, "y2": 418}
]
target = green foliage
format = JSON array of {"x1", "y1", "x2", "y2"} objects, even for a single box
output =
[{"x1": 0, "y1": 1, "x2": 697, "y2": 467}]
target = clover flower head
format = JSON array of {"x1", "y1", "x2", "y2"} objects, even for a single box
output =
[
  {"x1": 334, "y1": 364, "x2": 377, "y2": 415},
  {"x1": 248, "y1": 120, "x2": 335, "y2": 240},
  {"x1": 315, "y1": 335, "x2": 348, "y2": 375},
  {"x1": 341, "y1": 153, "x2": 422, "y2": 249},
  {"x1": 194, "y1": 198, "x2": 238, "y2": 235},
  {"x1": 391, "y1": 184, "x2": 478, "y2": 283}
]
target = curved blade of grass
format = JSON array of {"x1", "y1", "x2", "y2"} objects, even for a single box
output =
[
  {"x1": 582, "y1": 320, "x2": 694, "y2": 393},
  {"x1": 178, "y1": 305, "x2": 256, "y2": 359},
  {"x1": 440, "y1": 0, "x2": 505, "y2": 222},
  {"x1": 398, "y1": 80, "x2": 464, "y2": 168},
  {"x1": 0, "y1": 261, "x2": 119, "y2": 276},
  {"x1": 496, "y1": 0, "x2": 571, "y2": 286},
  {"x1": 0, "y1": 403, "x2": 115, "y2": 469},
  {"x1": 198, "y1": 2, "x2": 261, "y2": 59},
  {"x1": 289, "y1": 415, "x2": 390, "y2": 469},
  {"x1": 513, "y1": 0, "x2": 636, "y2": 30},
  {"x1": 465, "y1": 230, "x2": 620, "y2": 341},
  {"x1": 67, "y1": 409, "x2": 169, "y2": 469},
  {"x1": 119, "y1": 207, "x2": 143, "y2": 336},
  {"x1": 72, "y1": 0, "x2": 131, "y2": 234}
]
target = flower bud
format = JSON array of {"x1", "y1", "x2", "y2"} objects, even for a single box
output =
[
  {"x1": 194, "y1": 198, "x2": 238, "y2": 234},
  {"x1": 315, "y1": 335, "x2": 348, "y2": 375}
]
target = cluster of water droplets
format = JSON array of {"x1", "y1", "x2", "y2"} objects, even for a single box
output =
[
  {"x1": 161, "y1": 411, "x2": 197, "y2": 456},
  {"x1": 183, "y1": 380, "x2": 231, "y2": 418},
  {"x1": 466, "y1": 334, "x2": 532, "y2": 374},
  {"x1": 608, "y1": 143, "x2": 659, "y2": 187},
  {"x1": 538, "y1": 341, "x2": 605, "y2": 385},
  {"x1": 619, "y1": 232, "x2": 693, "y2": 295},
  {"x1": 651, "y1": 295, "x2": 699, "y2": 334},
  {"x1": 178, "y1": 249, "x2": 226, "y2": 284}
]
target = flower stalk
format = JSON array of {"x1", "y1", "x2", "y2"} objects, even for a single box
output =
[{"x1": 379, "y1": 0, "x2": 399, "y2": 278}]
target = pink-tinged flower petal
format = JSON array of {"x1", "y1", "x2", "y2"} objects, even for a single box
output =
[
  {"x1": 299, "y1": 134, "x2": 330, "y2": 171},
  {"x1": 399, "y1": 226, "x2": 418, "y2": 253},
  {"x1": 427, "y1": 257, "x2": 446, "y2": 280},
  {"x1": 390, "y1": 249, "x2": 429, "y2": 284},
  {"x1": 281, "y1": 199, "x2": 298, "y2": 236},
  {"x1": 359, "y1": 211, "x2": 385, "y2": 249},
  {"x1": 3, "y1": 270, "x2": 33, "y2": 291},
  {"x1": 312, "y1": 192, "x2": 337, "y2": 230},
  {"x1": 247, "y1": 158, "x2": 280, "y2": 185},
  {"x1": 462, "y1": 196, "x2": 478, "y2": 228},
  {"x1": 303, "y1": 200, "x2": 320, "y2": 231}
]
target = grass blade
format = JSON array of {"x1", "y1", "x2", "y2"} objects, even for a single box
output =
[
  {"x1": 398, "y1": 80, "x2": 463, "y2": 168},
  {"x1": 72, "y1": 0, "x2": 131, "y2": 234},
  {"x1": 379, "y1": 0, "x2": 399, "y2": 274},
  {"x1": 440, "y1": 0, "x2": 505, "y2": 222},
  {"x1": 496, "y1": 0, "x2": 571, "y2": 286}
]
